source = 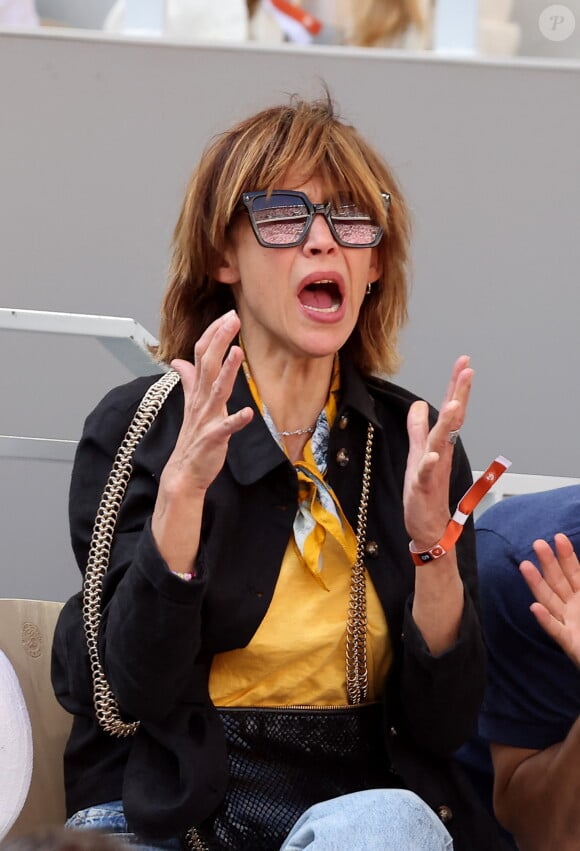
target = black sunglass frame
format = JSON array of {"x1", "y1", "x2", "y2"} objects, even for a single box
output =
[{"x1": 239, "y1": 190, "x2": 391, "y2": 249}]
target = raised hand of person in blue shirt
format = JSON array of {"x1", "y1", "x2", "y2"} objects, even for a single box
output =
[{"x1": 520, "y1": 533, "x2": 580, "y2": 669}]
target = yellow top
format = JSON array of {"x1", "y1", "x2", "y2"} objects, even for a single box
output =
[
  {"x1": 209, "y1": 532, "x2": 392, "y2": 707},
  {"x1": 211, "y1": 351, "x2": 392, "y2": 707}
]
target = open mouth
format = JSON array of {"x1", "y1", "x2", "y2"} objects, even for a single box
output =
[{"x1": 298, "y1": 280, "x2": 343, "y2": 313}]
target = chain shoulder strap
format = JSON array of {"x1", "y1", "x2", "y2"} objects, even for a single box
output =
[
  {"x1": 82, "y1": 369, "x2": 180, "y2": 737},
  {"x1": 345, "y1": 423, "x2": 374, "y2": 705}
]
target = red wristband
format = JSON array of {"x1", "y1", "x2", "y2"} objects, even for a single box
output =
[{"x1": 409, "y1": 455, "x2": 511, "y2": 566}]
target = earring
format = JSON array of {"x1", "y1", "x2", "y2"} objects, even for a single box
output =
[{"x1": 366, "y1": 282, "x2": 372, "y2": 296}]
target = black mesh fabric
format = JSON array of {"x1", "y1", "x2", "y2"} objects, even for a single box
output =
[{"x1": 192, "y1": 703, "x2": 399, "y2": 851}]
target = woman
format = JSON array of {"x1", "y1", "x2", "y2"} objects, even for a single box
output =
[{"x1": 52, "y1": 95, "x2": 507, "y2": 851}]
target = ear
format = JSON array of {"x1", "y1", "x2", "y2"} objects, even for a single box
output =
[
  {"x1": 368, "y1": 247, "x2": 381, "y2": 283},
  {"x1": 213, "y1": 245, "x2": 240, "y2": 285}
]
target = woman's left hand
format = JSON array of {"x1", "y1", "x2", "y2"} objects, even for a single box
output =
[{"x1": 403, "y1": 355, "x2": 474, "y2": 551}]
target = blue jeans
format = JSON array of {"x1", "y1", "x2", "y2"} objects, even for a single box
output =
[
  {"x1": 65, "y1": 801, "x2": 180, "y2": 851},
  {"x1": 67, "y1": 790, "x2": 453, "y2": 850},
  {"x1": 280, "y1": 789, "x2": 454, "y2": 850}
]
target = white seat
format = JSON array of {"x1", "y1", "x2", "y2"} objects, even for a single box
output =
[
  {"x1": 0, "y1": 599, "x2": 72, "y2": 840},
  {"x1": 0, "y1": 650, "x2": 33, "y2": 841}
]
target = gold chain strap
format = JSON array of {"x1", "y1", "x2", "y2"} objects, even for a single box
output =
[
  {"x1": 345, "y1": 423, "x2": 374, "y2": 705},
  {"x1": 82, "y1": 369, "x2": 180, "y2": 737},
  {"x1": 184, "y1": 827, "x2": 209, "y2": 851}
]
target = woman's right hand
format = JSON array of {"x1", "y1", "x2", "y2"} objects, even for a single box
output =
[
  {"x1": 151, "y1": 310, "x2": 253, "y2": 572},
  {"x1": 166, "y1": 309, "x2": 253, "y2": 493}
]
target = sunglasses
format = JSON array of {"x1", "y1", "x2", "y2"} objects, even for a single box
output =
[{"x1": 239, "y1": 190, "x2": 390, "y2": 249}]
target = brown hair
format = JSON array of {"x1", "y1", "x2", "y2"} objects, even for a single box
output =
[
  {"x1": 154, "y1": 93, "x2": 411, "y2": 376},
  {"x1": 348, "y1": 0, "x2": 427, "y2": 48}
]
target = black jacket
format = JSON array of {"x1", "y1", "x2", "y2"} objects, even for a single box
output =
[{"x1": 52, "y1": 360, "x2": 507, "y2": 849}]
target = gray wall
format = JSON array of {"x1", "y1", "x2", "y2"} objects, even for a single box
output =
[{"x1": 1, "y1": 30, "x2": 579, "y2": 600}]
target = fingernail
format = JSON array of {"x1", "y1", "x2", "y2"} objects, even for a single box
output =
[{"x1": 223, "y1": 310, "x2": 238, "y2": 330}]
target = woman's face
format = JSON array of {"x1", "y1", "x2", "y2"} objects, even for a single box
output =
[{"x1": 214, "y1": 174, "x2": 381, "y2": 363}]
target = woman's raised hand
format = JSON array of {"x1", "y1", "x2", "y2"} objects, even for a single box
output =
[
  {"x1": 167, "y1": 310, "x2": 254, "y2": 494},
  {"x1": 403, "y1": 355, "x2": 473, "y2": 551},
  {"x1": 152, "y1": 311, "x2": 253, "y2": 572},
  {"x1": 520, "y1": 534, "x2": 580, "y2": 669}
]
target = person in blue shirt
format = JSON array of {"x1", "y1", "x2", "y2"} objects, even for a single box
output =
[{"x1": 457, "y1": 484, "x2": 580, "y2": 851}]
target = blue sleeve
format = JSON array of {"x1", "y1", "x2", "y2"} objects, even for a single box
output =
[{"x1": 476, "y1": 524, "x2": 580, "y2": 751}]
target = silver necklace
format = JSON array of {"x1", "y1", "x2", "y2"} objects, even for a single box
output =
[{"x1": 276, "y1": 425, "x2": 315, "y2": 437}]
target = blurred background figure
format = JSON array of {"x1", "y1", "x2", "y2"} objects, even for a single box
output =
[
  {"x1": 248, "y1": 0, "x2": 431, "y2": 48},
  {"x1": 0, "y1": 0, "x2": 39, "y2": 27},
  {"x1": 28, "y1": 0, "x2": 580, "y2": 57},
  {"x1": 248, "y1": 0, "x2": 521, "y2": 55},
  {"x1": 103, "y1": 0, "x2": 249, "y2": 40}
]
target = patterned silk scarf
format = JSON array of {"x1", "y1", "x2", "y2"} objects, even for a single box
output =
[{"x1": 242, "y1": 355, "x2": 358, "y2": 588}]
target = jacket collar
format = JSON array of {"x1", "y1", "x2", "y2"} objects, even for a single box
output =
[
  {"x1": 339, "y1": 356, "x2": 382, "y2": 430},
  {"x1": 226, "y1": 355, "x2": 381, "y2": 486}
]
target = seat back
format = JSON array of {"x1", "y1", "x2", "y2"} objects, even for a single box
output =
[{"x1": 0, "y1": 599, "x2": 72, "y2": 838}]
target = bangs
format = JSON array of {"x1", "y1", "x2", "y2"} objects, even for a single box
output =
[
  {"x1": 211, "y1": 100, "x2": 393, "y2": 236},
  {"x1": 247, "y1": 127, "x2": 390, "y2": 230}
]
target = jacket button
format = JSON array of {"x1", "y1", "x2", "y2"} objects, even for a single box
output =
[
  {"x1": 364, "y1": 540, "x2": 379, "y2": 558},
  {"x1": 336, "y1": 448, "x2": 350, "y2": 466},
  {"x1": 437, "y1": 805, "x2": 453, "y2": 824},
  {"x1": 389, "y1": 726, "x2": 397, "y2": 737},
  {"x1": 338, "y1": 414, "x2": 349, "y2": 430}
]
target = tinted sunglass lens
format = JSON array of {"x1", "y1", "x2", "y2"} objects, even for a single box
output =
[
  {"x1": 252, "y1": 195, "x2": 309, "y2": 245},
  {"x1": 332, "y1": 221, "x2": 380, "y2": 245},
  {"x1": 330, "y1": 202, "x2": 380, "y2": 246}
]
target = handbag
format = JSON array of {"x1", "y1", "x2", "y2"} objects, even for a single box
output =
[{"x1": 82, "y1": 370, "x2": 397, "y2": 851}]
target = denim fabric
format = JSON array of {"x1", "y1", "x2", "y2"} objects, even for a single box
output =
[
  {"x1": 65, "y1": 801, "x2": 181, "y2": 851},
  {"x1": 279, "y1": 789, "x2": 454, "y2": 850},
  {"x1": 68, "y1": 791, "x2": 453, "y2": 851}
]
